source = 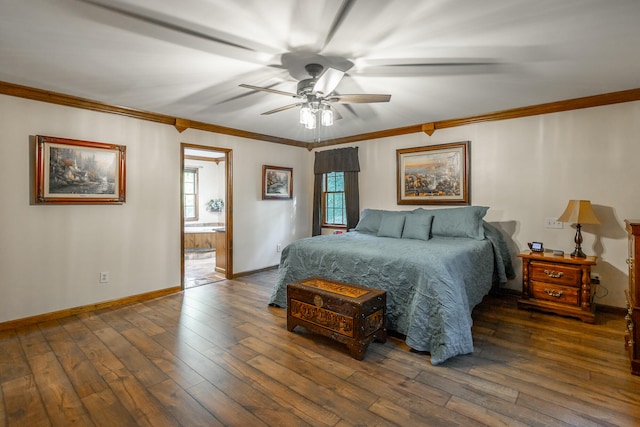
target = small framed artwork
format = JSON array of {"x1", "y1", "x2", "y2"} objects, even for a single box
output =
[
  {"x1": 34, "y1": 135, "x2": 126, "y2": 204},
  {"x1": 397, "y1": 141, "x2": 470, "y2": 205},
  {"x1": 262, "y1": 165, "x2": 293, "y2": 200}
]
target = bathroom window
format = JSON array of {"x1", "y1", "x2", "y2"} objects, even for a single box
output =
[{"x1": 184, "y1": 168, "x2": 199, "y2": 221}]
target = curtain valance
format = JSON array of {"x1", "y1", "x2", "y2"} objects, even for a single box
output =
[{"x1": 314, "y1": 147, "x2": 360, "y2": 174}]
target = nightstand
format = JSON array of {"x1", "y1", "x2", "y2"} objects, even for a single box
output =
[{"x1": 517, "y1": 251, "x2": 597, "y2": 323}]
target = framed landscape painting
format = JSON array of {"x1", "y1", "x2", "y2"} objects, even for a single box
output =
[
  {"x1": 262, "y1": 165, "x2": 293, "y2": 200},
  {"x1": 34, "y1": 135, "x2": 126, "y2": 204},
  {"x1": 397, "y1": 141, "x2": 469, "y2": 205}
]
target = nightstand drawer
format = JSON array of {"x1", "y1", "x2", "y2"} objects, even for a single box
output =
[
  {"x1": 531, "y1": 281, "x2": 579, "y2": 306},
  {"x1": 530, "y1": 261, "x2": 581, "y2": 287}
]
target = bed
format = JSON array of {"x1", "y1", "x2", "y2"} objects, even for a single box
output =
[{"x1": 268, "y1": 206, "x2": 514, "y2": 365}]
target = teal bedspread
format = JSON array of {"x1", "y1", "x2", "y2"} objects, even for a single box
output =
[{"x1": 268, "y1": 222, "x2": 514, "y2": 365}]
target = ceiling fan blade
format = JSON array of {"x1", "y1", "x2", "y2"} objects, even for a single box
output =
[
  {"x1": 323, "y1": 0, "x2": 357, "y2": 49},
  {"x1": 313, "y1": 68, "x2": 345, "y2": 95},
  {"x1": 81, "y1": 0, "x2": 279, "y2": 54},
  {"x1": 355, "y1": 58, "x2": 506, "y2": 77},
  {"x1": 239, "y1": 84, "x2": 299, "y2": 98},
  {"x1": 330, "y1": 106, "x2": 343, "y2": 121},
  {"x1": 261, "y1": 103, "x2": 303, "y2": 115},
  {"x1": 329, "y1": 94, "x2": 391, "y2": 103},
  {"x1": 366, "y1": 64, "x2": 510, "y2": 77},
  {"x1": 351, "y1": 50, "x2": 550, "y2": 77}
]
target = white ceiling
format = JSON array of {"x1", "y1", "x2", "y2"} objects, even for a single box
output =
[
  {"x1": 184, "y1": 147, "x2": 225, "y2": 158},
  {"x1": 2, "y1": 0, "x2": 640, "y2": 144}
]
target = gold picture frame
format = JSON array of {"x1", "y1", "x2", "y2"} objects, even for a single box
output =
[
  {"x1": 397, "y1": 141, "x2": 469, "y2": 205},
  {"x1": 34, "y1": 135, "x2": 126, "y2": 204}
]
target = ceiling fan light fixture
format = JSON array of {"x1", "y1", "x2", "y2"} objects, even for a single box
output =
[
  {"x1": 240, "y1": 60, "x2": 389, "y2": 131},
  {"x1": 304, "y1": 112, "x2": 317, "y2": 129},
  {"x1": 300, "y1": 104, "x2": 312, "y2": 125},
  {"x1": 321, "y1": 104, "x2": 334, "y2": 127}
]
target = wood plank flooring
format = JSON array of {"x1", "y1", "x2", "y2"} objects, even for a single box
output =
[
  {"x1": 184, "y1": 253, "x2": 225, "y2": 289},
  {"x1": 1, "y1": 269, "x2": 639, "y2": 426}
]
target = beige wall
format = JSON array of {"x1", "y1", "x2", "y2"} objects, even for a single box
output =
[
  {"x1": 0, "y1": 94, "x2": 311, "y2": 323},
  {"x1": 1, "y1": 92, "x2": 638, "y2": 324},
  {"x1": 321, "y1": 100, "x2": 640, "y2": 307}
]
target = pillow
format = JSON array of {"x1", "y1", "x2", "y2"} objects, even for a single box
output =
[
  {"x1": 354, "y1": 209, "x2": 385, "y2": 234},
  {"x1": 354, "y1": 209, "x2": 406, "y2": 234},
  {"x1": 414, "y1": 206, "x2": 488, "y2": 240},
  {"x1": 402, "y1": 214, "x2": 433, "y2": 240},
  {"x1": 377, "y1": 213, "x2": 406, "y2": 238}
]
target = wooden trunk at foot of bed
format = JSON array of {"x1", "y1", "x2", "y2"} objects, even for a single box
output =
[{"x1": 286, "y1": 277, "x2": 387, "y2": 360}]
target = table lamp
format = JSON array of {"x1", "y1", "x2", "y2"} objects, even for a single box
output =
[{"x1": 557, "y1": 200, "x2": 600, "y2": 258}]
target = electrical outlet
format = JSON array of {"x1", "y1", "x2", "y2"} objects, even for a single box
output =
[
  {"x1": 545, "y1": 218, "x2": 563, "y2": 229},
  {"x1": 590, "y1": 273, "x2": 600, "y2": 284},
  {"x1": 276, "y1": 243, "x2": 282, "y2": 252},
  {"x1": 100, "y1": 272, "x2": 109, "y2": 283}
]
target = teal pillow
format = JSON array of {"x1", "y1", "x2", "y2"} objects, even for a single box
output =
[
  {"x1": 402, "y1": 214, "x2": 433, "y2": 240},
  {"x1": 354, "y1": 209, "x2": 384, "y2": 234},
  {"x1": 377, "y1": 213, "x2": 406, "y2": 238},
  {"x1": 355, "y1": 209, "x2": 407, "y2": 234},
  {"x1": 414, "y1": 206, "x2": 488, "y2": 240}
]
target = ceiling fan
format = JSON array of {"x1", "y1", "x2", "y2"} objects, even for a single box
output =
[
  {"x1": 79, "y1": 0, "x2": 545, "y2": 135},
  {"x1": 239, "y1": 63, "x2": 391, "y2": 129}
]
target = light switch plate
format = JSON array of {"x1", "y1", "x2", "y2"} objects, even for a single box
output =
[{"x1": 545, "y1": 218, "x2": 563, "y2": 229}]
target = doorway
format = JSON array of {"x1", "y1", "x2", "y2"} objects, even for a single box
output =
[{"x1": 181, "y1": 143, "x2": 232, "y2": 289}]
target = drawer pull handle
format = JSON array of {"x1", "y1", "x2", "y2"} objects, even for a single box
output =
[
  {"x1": 543, "y1": 270, "x2": 564, "y2": 279},
  {"x1": 544, "y1": 288, "x2": 564, "y2": 298}
]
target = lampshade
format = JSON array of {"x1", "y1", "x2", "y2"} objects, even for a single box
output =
[
  {"x1": 321, "y1": 104, "x2": 334, "y2": 126},
  {"x1": 557, "y1": 200, "x2": 600, "y2": 224},
  {"x1": 299, "y1": 104, "x2": 312, "y2": 125},
  {"x1": 304, "y1": 112, "x2": 316, "y2": 129},
  {"x1": 299, "y1": 100, "x2": 334, "y2": 129}
]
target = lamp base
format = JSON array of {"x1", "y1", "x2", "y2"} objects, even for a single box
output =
[
  {"x1": 570, "y1": 248, "x2": 587, "y2": 258},
  {"x1": 570, "y1": 223, "x2": 587, "y2": 258}
]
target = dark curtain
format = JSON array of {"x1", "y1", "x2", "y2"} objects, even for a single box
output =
[
  {"x1": 312, "y1": 147, "x2": 360, "y2": 236},
  {"x1": 343, "y1": 171, "x2": 360, "y2": 230}
]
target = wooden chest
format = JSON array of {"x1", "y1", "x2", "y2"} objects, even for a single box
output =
[{"x1": 286, "y1": 277, "x2": 387, "y2": 360}]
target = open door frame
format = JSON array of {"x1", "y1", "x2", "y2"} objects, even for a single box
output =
[{"x1": 180, "y1": 143, "x2": 233, "y2": 289}]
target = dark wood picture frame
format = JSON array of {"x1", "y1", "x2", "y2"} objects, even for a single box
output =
[
  {"x1": 262, "y1": 165, "x2": 293, "y2": 200},
  {"x1": 34, "y1": 135, "x2": 126, "y2": 204},
  {"x1": 397, "y1": 141, "x2": 470, "y2": 205}
]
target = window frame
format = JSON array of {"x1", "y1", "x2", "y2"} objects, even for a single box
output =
[
  {"x1": 183, "y1": 167, "x2": 199, "y2": 221},
  {"x1": 321, "y1": 171, "x2": 346, "y2": 228}
]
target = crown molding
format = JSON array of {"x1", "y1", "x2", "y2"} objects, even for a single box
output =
[
  {"x1": 310, "y1": 124, "x2": 423, "y2": 149},
  {"x1": 0, "y1": 81, "x2": 306, "y2": 148},
  {"x1": 2, "y1": 80, "x2": 639, "y2": 149},
  {"x1": 432, "y1": 87, "x2": 640, "y2": 132},
  {"x1": 311, "y1": 87, "x2": 640, "y2": 148}
]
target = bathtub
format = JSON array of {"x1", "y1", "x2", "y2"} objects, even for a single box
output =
[
  {"x1": 184, "y1": 224, "x2": 225, "y2": 250},
  {"x1": 184, "y1": 226, "x2": 225, "y2": 233}
]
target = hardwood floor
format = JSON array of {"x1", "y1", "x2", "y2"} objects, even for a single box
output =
[
  {"x1": 184, "y1": 251, "x2": 225, "y2": 289},
  {"x1": 1, "y1": 269, "x2": 639, "y2": 426}
]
